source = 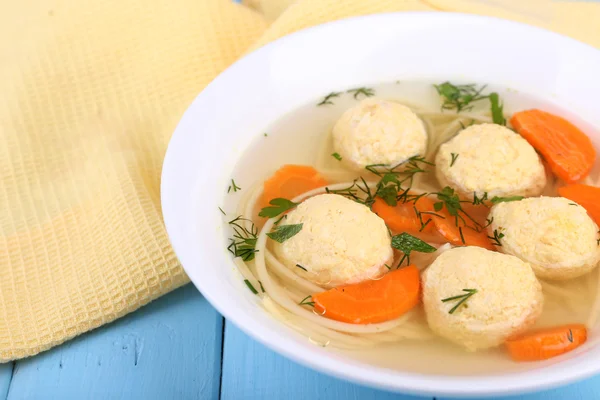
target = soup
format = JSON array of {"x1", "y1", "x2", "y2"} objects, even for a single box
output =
[{"x1": 222, "y1": 81, "x2": 600, "y2": 369}]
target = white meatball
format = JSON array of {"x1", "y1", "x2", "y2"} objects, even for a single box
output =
[
  {"x1": 435, "y1": 124, "x2": 546, "y2": 199},
  {"x1": 489, "y1": 196, "x2": 600, "y2": 281},
  {"x1": 272, "y1": 194, "x2": 393, "y2": 287},
  {"x1": 332, "y1": 98, "x2": 427, "y2": 170},
  {"x1": 423, "y1": 246, "x2": 543, "y2": 351}
]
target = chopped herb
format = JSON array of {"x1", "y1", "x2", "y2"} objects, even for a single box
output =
[
  {"x1": 434, "y1": 82, "x2": 488, "y2": 113},
  {"x1": 266, "y1": 223, "x2": 303, "y2": 243},
  {"x1": 299, "y1": 295, "x2": 315, "y2": 307},
  {"x1": 488, "y1": 229, "x2": 505, "y2": 246},
  {"x1": 259, "y1": 281, "x2": 266, "y2": 293},
  {"x1": 227, "y1": 216, "x2": 258, "y2": 261},
  {"x1": 317, "y1": 91, "x2": 341, "y2": 106},
  {"x1": 273, "y1": 214, "x2": 287, "y2": 226},
  {"x1": 391, "y1": 232, "x2": 437, "y2": 268},
  {"x1": 433, "y1": 202, "x2": 444, "y2": 212},
  {"x1": 218, "y1": 207, "x2": 226, "y2": 215},
  {"x1": 434, "y1": 186, "x2": 483, "y2": 231},
  {"x1": 296, "y1": 264, "x2": 308, "y2": 272},
  {"x1": 450, "y1": 153, "x2": 459, "y2": 167},
  {"x1": 264, "y1": 133, "x2": 268, "y2": 137},
  {"x1": 441, "y1": 289, "x2": 478, "y2": 314},
  {"x1": 569, "y1": 203, "x2": 578, "y2": 206},
  {"x1": 490, "y1": 195, "x2": 524, "y2": 205},
  {"x1": 489, "y1": 92, "x2": 506, "y2": 125},
  {"x1": 259, "y1": 198, "x2": 298, "y2": 218},
  {"x1": 472, "y1": 192, "x2": 488, "y2": 205},
  {"x1": 228, "y1": 179, "x2": 241, "y2": 193},
  {"x1": 347, "y1": 87, "x2": 375, "y2": 99},
  {"x1": 567, "y1": 329, "x2": 574, "y2": 343},
  {"x1": 458, "y1": 119, "x2": 475, "y2": 130},
  {"x1": 332, "y1": 152, "x2": 342, "y2": 161},
  {"x1": 244, "y1": 279, "x2": 258, "y2": 295},
  {"x1": 458, "y1": 227, "x2": 466, "y2": 245},
  {"x1": 384, "y1": 264, "x2": 392, "y2": 270},
  {"x1": 484, "y1": 217, "x2": 494, "y2": 229}
]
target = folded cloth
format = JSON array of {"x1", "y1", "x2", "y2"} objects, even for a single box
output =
[{"x1": 1, "y1": 0, "x2": 598, "y2": 361}]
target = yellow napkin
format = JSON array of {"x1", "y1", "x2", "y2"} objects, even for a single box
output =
[{"x1": 1, "y1": 0, "x2": 598, "y2": 361}]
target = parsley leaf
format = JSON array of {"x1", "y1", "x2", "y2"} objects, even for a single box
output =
[
  {"x1": 266, "y1": 223, "x2": 303, "y2": 243},
  {"x1": 258, "y1": 198, "x2": 298, "y2": 218},
  {"x1": 331, "y1": 152, "x2": 342, "y2": 161}
]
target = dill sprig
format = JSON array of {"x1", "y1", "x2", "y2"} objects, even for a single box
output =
[
  {"x1": 567, "y1": 329, "x2": 574, "y2": 343},
  {"x1": 347, "y1": 87, "x2": 375, "y2": 99},
  {"x1": 331, "y1": 152, "x2": 342, "y2": 161},
  {"x1": 218, "y1": 207, "x2": 226, "y2": 215},
  {"x1": 317, "y1": 91, "x2": 341, "y2": 106},
  {"x1": 450, "y1": 153, "x2": 459, "y2": 167},
  {"x1": 227, "y1": 216, "x2": 258, "y2": 261},
  {"x1": 434, "y1": 82, "x2": 488, "y2": 113},
  {"x1": 296, "y1": 264, "x2": 308, "y2": 272},
  {"x1": 228, "y1": 179, "x2": 241, "y2": 193},
  {"x1": 299, "y1": 295, "x2": 315, "y2": 307},
  {"x1": 488, "y1": 229, "x2": 505, "y2": 246},
  {"x1": 434, "y1": 186, "x2": 483, "y2": 232},
  {"x1": 442, "y1": 289, "x2": 478, "y2": 314},
  {"x1": 244, "y1": 279, "x2": 258, "y2": 295}
]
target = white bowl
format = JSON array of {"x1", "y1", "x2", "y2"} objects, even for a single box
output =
[{"x1": 161, "y1": 12, "x2": 600, "y2": 398}]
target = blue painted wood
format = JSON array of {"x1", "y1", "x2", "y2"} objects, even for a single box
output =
[
  {"x1": 6, "y1": 285, "x2": 223, "y2": 400},
  {"x1": 0, "y1": 363, "x2": 13, "y2": 400},
  {"x1": 221, "y1": 322, "x2": 600, "y2": 400}
]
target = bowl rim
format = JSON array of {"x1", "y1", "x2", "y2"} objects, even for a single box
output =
[{"x1": 161, "y1": 11, "x2": 600, "y2": 398}]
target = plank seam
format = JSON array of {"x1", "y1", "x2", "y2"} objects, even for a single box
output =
[
  {"x1": 4, "y1": 362, "x2": 16, "y2": 400},
  {"x1": 218, "y1": 320, "x2": 226, "y2": 400}
]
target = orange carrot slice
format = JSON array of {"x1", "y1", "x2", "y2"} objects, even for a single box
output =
[
  {"x1": 261, "y1": 165, "x2": 327, "y2": 208},
  {"x1": 433, "y1": 204, "x2": 494, "y2": 250},
  {"x1": 372, "y1": 194, "x2": 437, "y2": 235},
  {"x1": 558, "y1": 184, "x2": 600, "y2": 224},
  {"x1": 511, "y1": 109, "x2": 596, "y2": 183},
  {"x1": 312, "y1": 266, "x2": 420, "y2": 324},
  {"x1": 505, "y1": 324, "x2": 587, "y2": 362}
]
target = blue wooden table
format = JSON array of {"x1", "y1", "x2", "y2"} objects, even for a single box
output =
[{"x1": 1, "y1": 283, "x2": 600, "y2": 399}]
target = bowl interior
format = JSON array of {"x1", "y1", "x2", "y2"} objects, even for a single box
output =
[{"x1": 161, "y1": 12, "x2": 600, "y2": 397}]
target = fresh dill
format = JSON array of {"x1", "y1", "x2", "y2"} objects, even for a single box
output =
[
  {"x1": 299, "y1": 295, "x2": 315, "y2": 307},
  {"x1": 244, "y1": 279, "x2": 259, "y2": 295},
  {"x1": 472, "y1": 192, "x2": 488, "y2": 205},
  {"x1": 227, "y1": 216, "x2": 258, "y2": 261},
  {"x1": 296, "y1": 264, "x2": 308, "y2": 272},
  {"x1": 325, "y1": 177, "x2": 373, "y2": 206},
  {"x1": 569, "y1": 203, "x2": 578, "y2": 206},
  {"x1": 347, "y1": 87, "x2": 375, "y2": 99},
  {"x1": 259, "y1": 281, "x2": 265, "y2": 293},
  {"x1": 488, "y1": 229, "x2": 505, "y2": 246},
  {"x1": 450, "y1": 153, "x2": 459, "y2": 167},
  {"x1": 434, "y1": 82, "x2": 488, "y2": 113},
  {"x1": 459, "y1": 227, "x2": 466, "y2": 245},
  {"x1": 259, "y1": 198, "x2": 298, "y2": 218},
  {"x1": 332, "y1": 152, "x2": 342, "y2": 161},
  {"x1": 264, "y1": 133, "x2": 268, "y2": 137},
  {"x1": 441, "y1": 289, "x2": 478, "y2": 314},
  {"x1": 458, "y1": 119, "x2": 475, "y2": 130},
  {"x1": 484, "y1": 217, "x2": 494, "y2": 229},
  {"x1": 567, "y1": 329, "x2": 574, "y2": 343},
  {"x1": 228, "y1": 179, "x2": 241, "y2": 193},
  {"x1": 384, "y1": 264, "x2": 392, "y2": 270},
  {"x1": 391, "y1": 232, "x2": 437, "y2": 268},
  {"x1": 266, "y1": 223, "x2": 303, "y2": 243},
  {"x1": 317, "y1": 91, "x2": 341, "y2": 106},
  {"x1": 218, "y1": 207, "x2": 226, "y2": 215},
  {"x1": 490, "y1": 195, "x2": 524, "y2": 205},
  {"x1": 489, "y1": 92, "x2": 506, "y2": 125},
  {"x1": 434, "y1": 186, "x2": 483, "y2": 231},
  {"x1": 413, "y1": 206, "x2": 444, "y2": 233}
]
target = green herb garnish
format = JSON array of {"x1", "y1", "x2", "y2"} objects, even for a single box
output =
[
  {"x1": 450, "y1": 153, "x2": 459, "y2": 167},
  {"x1": 259, "y1": 281, "x2": 265, "y2": 293},
  {"x1": 218, "y1": 207, "x2": 226, "y2": 215},
  {"x1": 258, "y1": 198, "x2": 298, "y2": 218},
  {"x1": 299, "y1": 295, "x2": 315, "y2": 307},
  {"x1": 347, "y1": 87, "x2": 375, "y2": 99},
  {"x1": 567, "y1": 329, "x2": 574, "y2": 343},
  {"x1": 489, "y1": 92, "x2": 506, "y2": 125},
  {"x1": 227, "y1": 216, "x2": 258, "y2": 261},
  {"x1": 488, "y1": 229, "x2": 505, "y2": 246},
  {"x1": 317, "y1": 91, "x2": 341, "y2": 106},
  {"x1": 434, "y1": 82, "x2": 488, "y2": 113},
  {"x1": 391, "y1": 232, "x2": 437, "y2": 268},
  {"x1": 244, "y1": 279, "x2": 258, "y2": 295},
  {"x1": 472, "y1": 192, "x2": 488, "y2": 205},
  {"x1": 266, "y1": 223, "x2": 303, "y2": 243},
  {"x1": 441, "y1": 289, "x2": 478, "y2": 314},
  {"x1": 228, "y1": 179, "x2": 241, "y2": 193},
  {"x1": 568, "y1": 203, "x2": 578, "y2": 206},
  {"x1": 264, "y1": 133, "x2": 268, "y2": 137},
  {"x1": 296, "y1": 264, "x2": 307, "y2": 272},
  {"x1": 332, "y1": 152, "x2": 342, "y2": 161},
  {"x1": 490, "y1": 195, "x2": 524, "y2": 205}
]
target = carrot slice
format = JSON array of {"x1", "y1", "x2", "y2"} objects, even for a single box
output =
[
  {"x1": 261, "y1": 165, "x2": 327, "y2": 208},
  {"x1": 558, "y1": 184, "x2": 600, "y2": 224},
  {"x1": 511, "y1": 109, "x2": 596, "y2": 183},
  {"x1": 505, "y1": 324, "x2": 587, "y2": 362},
  {"x1": 312, "y1": 266, "x2": 420, "y2": 324},
  {"x1": 372, "y1": 194, "x2": 437, "y2": 235},
  {"x1": 432, "y1": 204, "x2": 494, "y2": 250}
]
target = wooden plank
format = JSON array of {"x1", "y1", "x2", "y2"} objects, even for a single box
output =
[
  {"x1": 0, "y1": 363, "x2": 14, "y2": 400},
  {"x1": 221, "y1": 322, "x2": 600, "y2": 400},
  {"x1": 7, "y1": 284, "x2": 223, "y2": 400}
]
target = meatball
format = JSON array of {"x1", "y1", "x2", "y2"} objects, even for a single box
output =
[
  {"x1": 423, "y1": 246, "x2": 543, "y2": 351},
  {"x1": 435, "y1": 124, "x2": 546, "y2": 200},
  {"x1": 489, "y1": 196, "x2": 600, "y2": 281},
  {"x1": 273, "y1": 194, "x2": 393, "y2": 287},
  {"x1": 332, "y1": 98, "x2": 427, "y2": 170}
]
